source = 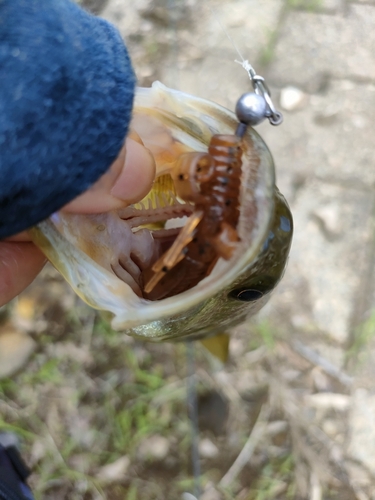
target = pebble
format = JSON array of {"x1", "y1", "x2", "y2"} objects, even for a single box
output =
[
  {"x1": 280, "y1": 86, "x2": 307, "y2": 111},
  {"x1": 200, "y1": 486, "x2": 223, "y2": 500},
  {"x1": 199, "y1": 438, "x2": 219, "y2": 458},
  {"x1": 322, "y1": 419, "x2": 339, "y2": 438},
  {"x1": 266, "y1": 420, "x2": 288, "y2": 436},
  {"x1": 305, "y1": 392, "x2": 350, "y2": 411},
  {"x1": 182, "y1": 494, "x2": 199, "y2": 500},
  {"x1": 97, "y1": 456, "x2": 130, "y2": 481},
  {"x1": 312, "y1": 204, "x2": 342, "y2": 238},
  {"x1": 138, "y1": 434, "x2": 170, "y2": 461}
]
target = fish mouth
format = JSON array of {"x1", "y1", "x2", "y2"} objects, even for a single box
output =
[
  {"x1": 114, "y1": 175, "x2": 195, "y2": 298},
  {"x1": 37, "y1": 125, "x2": 272, "y2": 305},
  {"x1": 30, "y1": 83, "x2": 277, "y2": 332},
  {"x1": 114, "y1": 128, "x2": 247, "y2": 301}
]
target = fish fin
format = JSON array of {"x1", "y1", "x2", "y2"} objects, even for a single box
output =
[{"x1": 200, "y1": 333, "x2": 230, "y2": 363}]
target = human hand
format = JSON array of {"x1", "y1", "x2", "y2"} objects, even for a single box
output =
[{"x1": 0, "y1": 138, "x2": 156, "y2": 306}]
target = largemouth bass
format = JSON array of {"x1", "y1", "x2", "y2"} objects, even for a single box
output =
[{"x1": 30, "y1": 82, "x2": 292, "y2": 343}]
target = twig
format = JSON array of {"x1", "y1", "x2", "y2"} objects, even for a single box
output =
[
  {"x1": 310, "y1": 472, "x2": 322, "y2": 500},
  {"x1": 43, "y1": 423, "x2": 67, "y2": 466},
  {"x1": 219, "y1": 404, "x2": 270, "y2": 489},
  {"x1": 270, "y1": 378, "x2": 341, "y2": 487},
  {"x1": 350, "y1": 485, "x2": 370, "y2": 500},
  {"x1": 291, "y1": 340, "x2": 353, "y2": 387}
]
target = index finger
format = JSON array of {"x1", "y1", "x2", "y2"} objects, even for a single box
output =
[{"x1": 0, "y1": 242, "x2": 46, "y2": 306}]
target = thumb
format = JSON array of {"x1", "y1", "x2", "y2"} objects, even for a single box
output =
[{"x1": 62, "y1": 137, "x2": 156, "y2": 214}]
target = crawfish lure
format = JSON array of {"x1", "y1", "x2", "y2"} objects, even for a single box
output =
[{"x1": 143, "y1": 91, "x2": 280, "y2": 300}]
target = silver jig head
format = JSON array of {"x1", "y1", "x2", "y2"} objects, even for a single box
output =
[{"x1": 236, "y1": 59, "x2": 283, "y2": 126}]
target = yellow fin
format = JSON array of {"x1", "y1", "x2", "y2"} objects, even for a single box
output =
[{"x1": 200, "y1": 333, "x2": 230, "y2": 363}]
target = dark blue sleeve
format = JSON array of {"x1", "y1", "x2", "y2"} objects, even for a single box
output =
[
  {"x1": 0, "y1": 0, "x2": 136, "y2": 239},
  {"x1": 0, "y1": 444, "x2": 33, "y2": 500}
]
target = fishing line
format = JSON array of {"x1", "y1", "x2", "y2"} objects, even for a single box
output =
[
  {"x1": 210, "y1": 7, "x2": 246, "y2": 63},
  {"x1": 212, "y1": 8, "x2": 283, "y2": 125},
  {"x1": 167, "y1": 0, "x2": 179, "y2": 88}
]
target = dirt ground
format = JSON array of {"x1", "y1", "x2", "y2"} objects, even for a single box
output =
[{"x1": 2, "y1": 1, "x2": 375, "y2": 499}]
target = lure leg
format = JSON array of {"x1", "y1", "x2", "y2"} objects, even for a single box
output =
[{"x1": 212, "y1": 222, "x2": 240, "y2": 260}]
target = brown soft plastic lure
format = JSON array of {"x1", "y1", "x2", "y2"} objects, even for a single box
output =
[{"x1": 143, "y1": 130, "x2": 248, "y2": 300}]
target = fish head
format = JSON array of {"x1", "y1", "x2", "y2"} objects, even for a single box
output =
[{"x1": 30, "y1": 82, "x2": 293, "y2": 342}]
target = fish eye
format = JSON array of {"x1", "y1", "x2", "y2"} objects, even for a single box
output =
[
  {"x1": 232, "y1": 289, "x2": 264, "y2": 302},
  {"x1": 228, "y1": 275, "x2": 277, "y2": 302}
]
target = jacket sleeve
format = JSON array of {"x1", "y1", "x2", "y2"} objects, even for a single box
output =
[{"x1": 0, "y1": 0, "x2": 136, "y2": 239}]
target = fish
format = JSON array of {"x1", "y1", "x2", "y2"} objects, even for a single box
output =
[{"x1": 29, "y1": 82, "x2": 293, "y2": 346}]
